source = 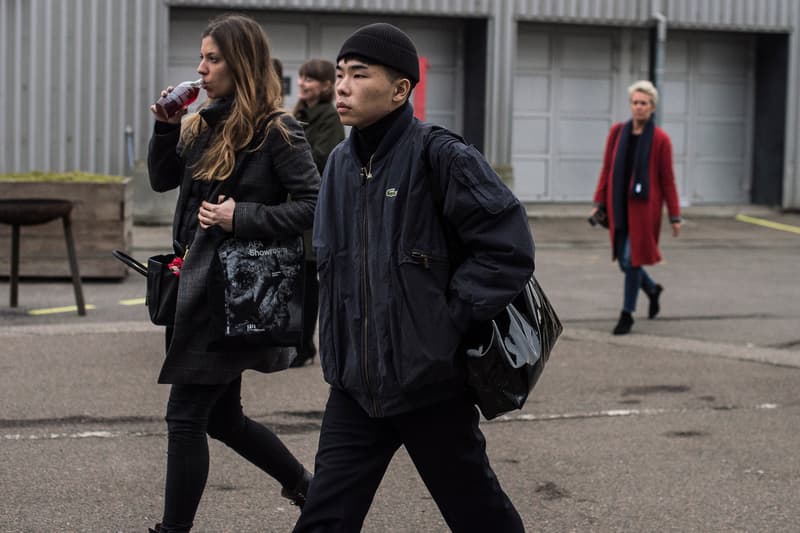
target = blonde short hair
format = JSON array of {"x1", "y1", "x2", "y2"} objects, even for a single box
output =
[{"x1": 628, "y1": 80, "x2": 658, "y2": 107}]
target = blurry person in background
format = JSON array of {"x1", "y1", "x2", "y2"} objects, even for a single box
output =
[
  {"x1": 591, "y1": 80, "x2": 681, "y2": 336},
  {"x1": 272, "y1": 57, "x2": 285, "y2": 99},
  {"x1": 294, "y1": 59, "x2": 345, "y2": 173},
  {"x1": 291, "y1": 58, "x2": 345, "y2": 367}
]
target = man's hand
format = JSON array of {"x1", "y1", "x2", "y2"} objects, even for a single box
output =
[
  {"x1": 199, "y1": 195, "x2": 236, "y2": 232},
  {"x1": 671, "y1": 222, "x2": 681, "y2": 238}
]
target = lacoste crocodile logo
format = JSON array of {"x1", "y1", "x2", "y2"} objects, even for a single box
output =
[{"x1": 385, "y1": 188, "x2": 398, "y2": 198}]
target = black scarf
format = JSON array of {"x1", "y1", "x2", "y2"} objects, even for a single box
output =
[
  {"x1": 612, "y1": 118, "x2": 654, "y2": 230},
  {"x1": 198, "y1": 97, "x2": 233, "y2": 128}
]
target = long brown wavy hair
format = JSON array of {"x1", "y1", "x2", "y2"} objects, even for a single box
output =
[{"x1": 181, "y1": 13, "x2": 288, "y2": 182}]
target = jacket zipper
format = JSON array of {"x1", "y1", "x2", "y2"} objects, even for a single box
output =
[
  {"x1": 360, "y1": 155, "x2": 379, "y2": 416},
  {"x1": 410, "y1": 250, "x2": 448, "y2": 269}
]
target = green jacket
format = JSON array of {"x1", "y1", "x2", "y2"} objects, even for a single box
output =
[{"x1": 295, "y1": 102, "x2": 345, "y2": 173}]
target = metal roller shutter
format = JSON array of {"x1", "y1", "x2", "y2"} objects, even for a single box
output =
[
  {"x1": 514, "y1": 24, "x2": 755, "y2": 204},
  {"x1": 513, "y1": 25, "x2": 619, "y2": 202},
  {"x1": 660, "y1": 33, "x2": 754, "y2": 204},
  {"x1": 166, "y1": 10, "x2": 463, "y2": 132}
]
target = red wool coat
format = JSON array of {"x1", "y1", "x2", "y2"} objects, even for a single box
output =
[{"x1": 593, "y1": 122, "x2": 681, "y2": 267}]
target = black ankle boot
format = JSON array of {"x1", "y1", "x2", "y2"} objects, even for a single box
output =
[
  {"x1": 148, "y1": 524, "x2": 161, "y2": 533},
  {"x1": 291, "y1": 345, "x2": 317, "y2": 368},
  {"x1": 281, "y1": 469, "x2": 312, "y2": 509},
  {"x1": 647, "y1": 284, "x2": 663, "y2": 319},
  {"x1": 613, "y1": 311, "x2": 634, "y2": 335}
]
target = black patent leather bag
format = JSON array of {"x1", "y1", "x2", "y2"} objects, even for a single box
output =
[{"x1": 464, "y1": 275, "x2": 562, "y2": 420}]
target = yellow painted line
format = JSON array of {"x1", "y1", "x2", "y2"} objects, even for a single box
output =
[
  {"x1": 735, "y1": 214, "x2": 800, "y2": 235},
  {"x1": 28, "y1": 305, "x2": 97, "y2": 316},
  {"x1": 119, "y1": 297, "x2": 146, "y2": 306}
]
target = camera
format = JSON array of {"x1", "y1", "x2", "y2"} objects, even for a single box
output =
[{"x1": 587, "y1": 207, "x2": 609, "y2": 228}]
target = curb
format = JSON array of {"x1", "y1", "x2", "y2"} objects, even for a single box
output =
[
  {"x1": 563, "y1": 327, "x2": 800, "y2": 369},
  {"x1": 524, "y1": 203, "x2": 780, "y2": 219}
]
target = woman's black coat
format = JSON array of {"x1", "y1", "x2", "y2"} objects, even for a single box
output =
[{"x1": 147, "y1": 104, "x2": 320, "y2": 384}]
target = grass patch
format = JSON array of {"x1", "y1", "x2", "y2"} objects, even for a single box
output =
[{"x1": 0, "y1": 171, "x2": 126, "y2": 183}]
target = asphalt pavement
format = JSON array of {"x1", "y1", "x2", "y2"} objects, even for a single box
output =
[{"x1": 1, "y1": 208, "x2": 798, "y2": 532}]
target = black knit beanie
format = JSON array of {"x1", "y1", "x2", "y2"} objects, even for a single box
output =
[{"x1": 336, "y1": 23, "x2": 420, "y2": 86}]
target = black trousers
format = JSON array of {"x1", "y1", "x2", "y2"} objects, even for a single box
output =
[
  {"x1": 160, "y1": 376, "x2": 306, "y2": 532},
  {"x1": 293, "y1": 388, "x2": 524, "y2": 533}
]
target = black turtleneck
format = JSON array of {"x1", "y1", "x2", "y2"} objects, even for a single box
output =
[{"x1": 354, "y1": 102, "x2": 409, "y2": 166}]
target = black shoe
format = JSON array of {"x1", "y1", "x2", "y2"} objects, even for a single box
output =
[
  {"x1": 281, "y1": 469, "x2": 312, "y2": 509},
  {"x1": 647, "y1": 284, "x2": 663, "y2": 319},
  {"x1": 613, "y1": 311, "x2": 634, "y2": 335},
  {"x1": 148, "y1": 524, "x2": 161, "y2": 533}
]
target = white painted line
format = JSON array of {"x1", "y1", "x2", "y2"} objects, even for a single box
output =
[
  {"x1": 2, "y1": 403, "x2": 781, "y2": 440},
  {"x1": 2, "y1": 429, "x2": 162, "y2": 441},
  {"x1": 491, "y1": 402, "x2": 781, "y2": 424}
]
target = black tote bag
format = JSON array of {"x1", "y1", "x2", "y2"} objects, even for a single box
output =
[
  {"x1": 209, "y1": 113, "x2": 306, "y2": 346},
  {"x1": 214, "y1": 235, "x2": 305, "y2": 346}
]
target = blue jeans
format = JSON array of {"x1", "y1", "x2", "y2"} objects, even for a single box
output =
[{"x1": 616, "y1": 232, "x2": 656, "y2": 314}]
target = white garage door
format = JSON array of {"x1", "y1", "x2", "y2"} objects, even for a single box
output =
[
  {"x1": 167, "y1": 10, "x2": 463, "y2": 132},
  {"x1": 660, "y1": 33, "x2": 754, "y2": 204},
  {"x1": 512, "y1": 26, "x2": 620, "y2": 202},
  {"x1": 513, "y1": 25, "x2": 754, "y2": 204}
]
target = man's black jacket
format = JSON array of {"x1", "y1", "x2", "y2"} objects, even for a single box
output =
[{"x1": 314, "y1": 104, "x2": 535, "y2": 417}]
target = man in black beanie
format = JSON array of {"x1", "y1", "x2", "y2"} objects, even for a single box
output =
[{"x1": 293, "y1": 22, "x2": 533, "y2": 533}]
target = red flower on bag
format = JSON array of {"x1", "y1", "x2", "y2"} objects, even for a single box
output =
[{"x1": 167, "y1": 256, "x2": 183, "y2": 276}]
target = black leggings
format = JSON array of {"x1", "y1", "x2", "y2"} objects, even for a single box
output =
[{"x1": 160, "y1": 376, "x2": 305, "y2": 532}]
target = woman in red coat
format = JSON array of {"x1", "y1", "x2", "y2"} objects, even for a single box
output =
[{"x1": 591, "y1": 80, "x2": 681, "y2": 335}]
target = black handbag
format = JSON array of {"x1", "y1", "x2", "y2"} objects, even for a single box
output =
[
  {"x1": 214, "y1": 235, "x2": 305, "y2": 346},
  {"x1": 112, "y1": 249, "x2": 179, "y2": 326},
  {"x1": 463, "y1": 275, "x2": 563, "y2": 420}
]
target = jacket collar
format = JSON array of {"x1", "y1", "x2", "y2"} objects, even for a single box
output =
[
  {"x1": 350, "y1": 102, "x2": 414, "y2": 166},
  {"x1": 199, "y1": 98, "x2": 233, "y2": 129}
]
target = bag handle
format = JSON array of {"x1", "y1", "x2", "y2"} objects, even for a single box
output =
[{"x1": 112, "y1": 249, "x2": 148, "y2": 277}]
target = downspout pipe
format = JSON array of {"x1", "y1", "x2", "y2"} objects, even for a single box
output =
[
  {"x1": 485, "y1": 1, "x2": 516, "y2": 184},
  {"x1": 651, "y1": 10, "x2": 667, "y2": 127}
]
